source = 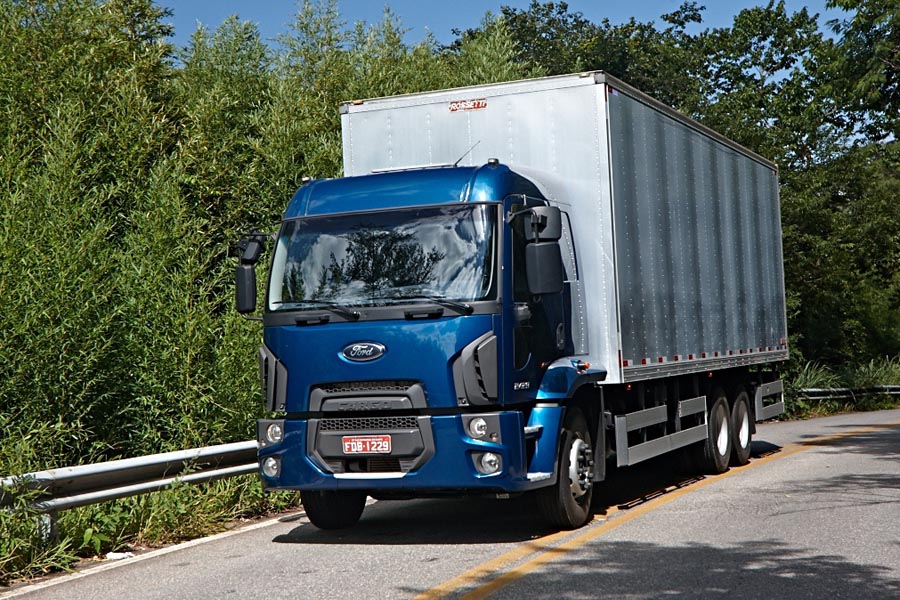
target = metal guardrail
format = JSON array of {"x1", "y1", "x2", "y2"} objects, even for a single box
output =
[
  {"x1": 0, "y1": 441, "x2": 258, "y2": 516},
  {"x1": 795, "y1": 386, "x2": 900, "y2": 402}
]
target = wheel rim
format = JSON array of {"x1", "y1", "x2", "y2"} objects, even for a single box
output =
[
  {"x1": 738, "y1": 406, "x2": 750, "y2": 449},
  {"x1": 568, "y1": 437, "x2": 593, "y2": 498},
  {"x1": 715, "y1": 406, "x2": 729, "y2": 456}
]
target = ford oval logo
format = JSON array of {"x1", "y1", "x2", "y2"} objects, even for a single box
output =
[{"x1": 342, "y1": 342, "x2": 386, "y2": 362}]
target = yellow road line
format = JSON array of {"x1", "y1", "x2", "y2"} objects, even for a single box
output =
[
  {"x1": 412, "y1": 523, "x2": 590, "y2": 600},
  {"x1": 424, "y1": 419, "x2": 900, "y2": 600}
]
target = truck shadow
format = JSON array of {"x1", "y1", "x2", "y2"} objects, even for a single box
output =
[
  {"x1": 273, "y1": 494, "x2": 558, "y2": 545},
  {"x1": 591, "y1": 439, "x2": 780, "y2": 511},
  {"x1": 272, "y1": 440, "x2": 783, "y2": 546}
]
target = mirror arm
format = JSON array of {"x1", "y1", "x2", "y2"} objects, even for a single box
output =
[{"x1": 505, "y1": 207, "x2": 534, "y2": 224}]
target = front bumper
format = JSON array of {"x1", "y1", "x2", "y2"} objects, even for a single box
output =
[{"x1": 257, "y1": 408, "x2": 563, "y2": 493}]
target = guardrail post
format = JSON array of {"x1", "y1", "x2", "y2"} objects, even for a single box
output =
[{"x1": 37, "y1": 510, "x2": 58, "y2": 546}]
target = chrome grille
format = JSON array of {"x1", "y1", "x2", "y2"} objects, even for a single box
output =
[{"x1": 318, "y1": 416, "x2": 419, "y2": 431}]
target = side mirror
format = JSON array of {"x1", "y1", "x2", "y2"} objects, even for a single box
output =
[
  {"x1": 236, "y1": 238, "x2": 264, "y2": 314},
  {"x1": 525, "y1": 242, "x2": 564, "y2": 295},
  {"x1": 508, "y1": 204, "x2": 565, "y2": 295},
  {"x1": 236, "y1": 265, "x2": 257, "y2": 313}
]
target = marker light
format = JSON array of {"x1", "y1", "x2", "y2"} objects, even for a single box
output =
[
  {"x1": 266, "y1": 422, "x2": 284, "y2": 444},
  {"x1": 468, "y1": 417, "x2": 488, "y2": 439}
]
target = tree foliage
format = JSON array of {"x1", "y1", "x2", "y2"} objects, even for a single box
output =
[{"x1": 825, "y1": 0, "x2": 900, "y2": 140}]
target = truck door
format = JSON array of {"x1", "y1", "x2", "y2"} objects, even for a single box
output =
[{"x1": 507, "y1": 196, "x2": 571, "y2": 397}]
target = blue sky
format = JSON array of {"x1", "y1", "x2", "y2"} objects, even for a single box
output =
[{"x1": 159, "y1": 1, "x2": 845, "y2": 50}]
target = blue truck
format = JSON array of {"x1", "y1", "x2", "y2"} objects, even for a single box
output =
[{"x1": 235, "y1": 72, "x2": 788, "y2": 529}]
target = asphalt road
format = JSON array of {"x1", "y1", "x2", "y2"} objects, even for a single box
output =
[{"x1": 4, "y1": 408, "x2": 900, "y2": 600}]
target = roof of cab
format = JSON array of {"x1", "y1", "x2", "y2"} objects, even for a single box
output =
[{"x1": 283, "y1": 162, "x2": 543, "y2": 218}]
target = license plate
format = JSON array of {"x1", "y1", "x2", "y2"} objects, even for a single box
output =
[{"x1": 342, "y1": 435, "x2": 392, "y2": 454}]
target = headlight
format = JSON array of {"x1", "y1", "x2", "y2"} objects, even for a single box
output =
[
  {"x1": 467, "y1": 417, "x2": 488, "y2": 439},
  {"x1": 266, "y1": 422, "x2": 284, "y2": 444}
]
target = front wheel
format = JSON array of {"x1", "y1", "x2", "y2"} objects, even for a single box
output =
[
  {"x1": 536, "y1": 407, "x2": 594, "y2": 529},
  {"x1": 301, "y1": 490, "x2": 366, "y2": 530}
]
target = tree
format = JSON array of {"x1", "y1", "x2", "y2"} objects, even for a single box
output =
[
  {"x1": 0, "y1": 0, "x2": 177, "y2": 466},
  {"x1": 824, "y1": 0, "x2": 900, "y2": 141},
  {"x1": 689, "y1": 2, "x2": 840, "y2": 169},
  {"x1": 782, "y1": 143, "x2": 900, "y2": 363},
  {"x1": 493, "y1": 1, "x2": 705, "y2": 109},
  {"x1": 495, "y1": 1, "x2": 599, "y2": 74}
]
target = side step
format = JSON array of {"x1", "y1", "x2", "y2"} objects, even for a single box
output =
[{"x1": 614, "y1": 396, "x2": 707, "y2": 467}]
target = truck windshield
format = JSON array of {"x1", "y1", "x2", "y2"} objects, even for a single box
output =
[{"x1": 267, "y1": 204, "x2": 497, "y2": 311}]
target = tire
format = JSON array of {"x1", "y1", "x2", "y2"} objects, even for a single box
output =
[
  {"x1": 536, "y1": 407, "x2": 594, "y2": 529},
  {"x1": 301, "y1": 490, "x2": 366, "y2": 530},
  {"x1": 695, "y1": 388, "x2": 732, "y2": 474},
  {"x1": 730, "y1": 388, "x2": 752, "y2": 466}
]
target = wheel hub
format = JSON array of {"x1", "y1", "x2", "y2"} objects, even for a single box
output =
[{"x1": 568, "y1": 437, "x2": 594, "y2": 498}]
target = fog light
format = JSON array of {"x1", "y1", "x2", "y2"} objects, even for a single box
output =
[
  {"x1": 266, "y1": 422, "x2": 284, "y2": 444},
  {"x1": 468, "y1": 417, "x2": 488, "y2": 439},
  {"x1": 262, "y1": 456, "x2": 280, "y2": 478},
  {"x1": 479, "y1": 452, "x2": 501, "y2": 474}
]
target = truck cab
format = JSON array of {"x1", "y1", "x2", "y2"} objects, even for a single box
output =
[{"x1": 238, "y1": 161, "x2": 600, "y2": 529}]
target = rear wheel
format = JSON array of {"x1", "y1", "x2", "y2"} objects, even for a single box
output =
[
  {"x1": 730, "y1": 388, "x2": 752, "y2": 466},
  {"x1": 692, "y1": 388, "x2": 732, "y2": 474},
  {"x1": 537, "y1": 407, "x2": 594, "y2": 529},
  {"x1": 301, "y1": 490, "x2": 366, "y2": 530}
]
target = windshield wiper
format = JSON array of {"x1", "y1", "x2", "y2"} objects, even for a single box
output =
[
  {"x1": 274, "y1": 299, "x2": 361, "y2": 321},
  {"x1": 387, "y1": 294, "x2": 474, "y2": 315}
]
